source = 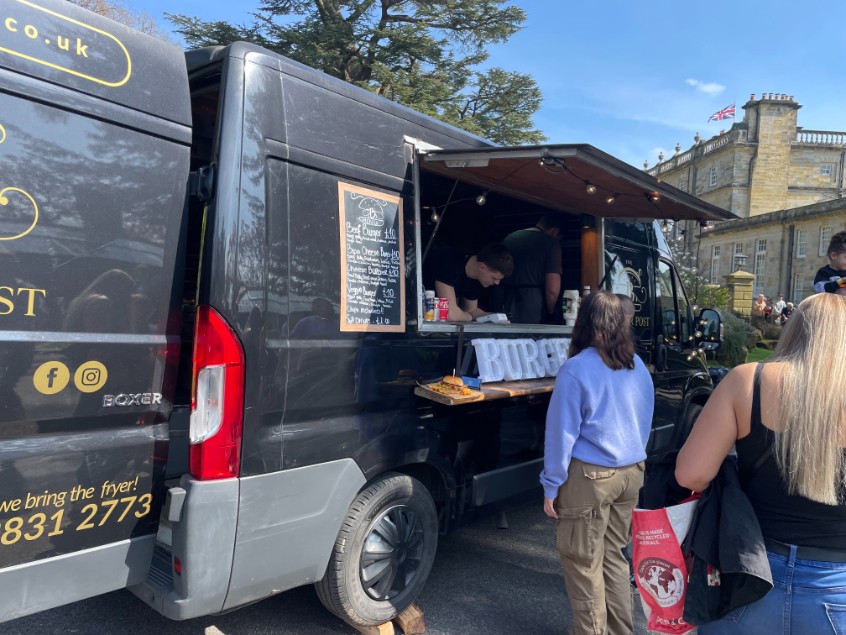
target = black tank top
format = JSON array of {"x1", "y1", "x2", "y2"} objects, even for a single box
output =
[{"x1": 736, "y1": 364, "x2": 846, "y2": 549}]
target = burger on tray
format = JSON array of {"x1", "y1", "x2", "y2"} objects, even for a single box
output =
[{"x1": 422, "y1": 375, "x2": 475, "y2": 397}]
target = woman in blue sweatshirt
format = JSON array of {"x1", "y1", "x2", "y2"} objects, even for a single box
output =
[{"x1": 541, "y1": 291, "x2": 654, "y2": 635}]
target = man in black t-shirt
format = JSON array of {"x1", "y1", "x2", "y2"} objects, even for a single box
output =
[
  {"x1": 423, "y1": 243, "x2": 513, "y2": 322},
  {"x1": 814, "y1": 230, "x2": 846, "y2": 293},
  {"x1": 502, "y1": 215, "x2": 564, "y2": 324}
]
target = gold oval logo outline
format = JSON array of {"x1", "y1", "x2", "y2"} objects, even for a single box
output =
[
  {"x1": 0, "y1": 186, "x2": 39, "y2": 240},
  {"x1": 1, "y1": 0, "x2": 132, "y2": 88}
]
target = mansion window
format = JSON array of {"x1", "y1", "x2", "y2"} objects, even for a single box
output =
[
  {"x1": 820, "y1": 226, "x2": 832, "y2": 257},
  {"x1": 709, "y1": 166, "x2": 718, "y2": 187},
  {"x1": 710, "y1": 245, "x2": 720, "y2": 283},
  {"x1": 795, "y1": 229, "x2": 806, "y2": 258},
  {"x1": 753, "y1": 240, "x2": 766, "y2": 297},
  {"x1": 793, "y1": 274, "x2": 806, "y2": 302}
]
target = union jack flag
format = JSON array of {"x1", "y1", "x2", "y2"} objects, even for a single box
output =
[{"x1": 707, "y1": 103, "x2": 735, "y2": 122}]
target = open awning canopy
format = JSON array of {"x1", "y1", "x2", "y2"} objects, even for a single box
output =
[{"x1": 421, "y1": 144, "x2": 737, "y2": 222}]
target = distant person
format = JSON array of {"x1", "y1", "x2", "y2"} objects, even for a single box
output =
[
  {"x1": 780, "y1": 301, "x2": 795, "y2": 323},
  {"x1": 541, "y1": 292, "x2": 654, "y2": 635},
  {"x1": 772, "y1": 293, "x2": 786, "y2": 324},
  {"x1": 423, "y1": 243, "x2": 513, "y2": 322},
  {"x1": 502, "y1": 215, "x2": 564, "y2": 324},
  {"x1": 772, "y1": 293, "x2": 786, "y2": 318},
  {"x1": 814, "y1": 230, "x2": 846, "y2": 293},
  {"x1": 752, "y1": 293, "x2": 768, "y2": 317},
  {"x1": 676, "y1": 293, "x2": 846, "y2": 634}
]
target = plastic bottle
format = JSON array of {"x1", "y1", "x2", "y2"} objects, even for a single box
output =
[
  {"x1": 424, "y1": 290, "x2": 435, "y2": 320},
  {"x1": 562, "y1": 289, "x2": 580, "y2": 325}
]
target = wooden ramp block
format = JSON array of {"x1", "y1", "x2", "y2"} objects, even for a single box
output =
[
  {"x1": 395, "y1": 603, "x2": 426, "y2": 635},
  {"x1": 351, "y1": 603, "x2": 425, "y2": 635},
  {"x1": 353, "y1": 622, "x2": 395, "y2": 635}
]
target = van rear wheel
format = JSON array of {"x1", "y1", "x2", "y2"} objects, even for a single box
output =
[{"x1": 315, "y1": 472, "x2": 438, "y2": 627}]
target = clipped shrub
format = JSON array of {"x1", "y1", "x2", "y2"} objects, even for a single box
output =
[
  {"x1": 756, "y1": 321, "x2": 783, "y2": 340},
  {"x1": 717, "y1": 311, "x2": 757, "y2": 367}
]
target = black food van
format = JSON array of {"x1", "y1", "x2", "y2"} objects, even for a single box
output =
[{"x1": 0, "y1": 0, "x2": 731, "y2": 627}]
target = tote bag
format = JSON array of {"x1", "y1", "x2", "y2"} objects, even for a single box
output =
[{"x1": 632, "y1": 497, "x2": 699, "y2": 635}]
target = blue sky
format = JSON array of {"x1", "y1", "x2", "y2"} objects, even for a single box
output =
[{"x1": 123, "y1": 0, "x2": 846, "y2": 168}]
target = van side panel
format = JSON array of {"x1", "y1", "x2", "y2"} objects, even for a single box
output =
[{"x1": 0, "y1": 3, "x2": 190, "y2": 620}]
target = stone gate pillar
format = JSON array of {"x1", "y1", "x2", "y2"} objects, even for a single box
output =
[{"x1": 724, "y1": 270, "x2": 755, "y2": 317}]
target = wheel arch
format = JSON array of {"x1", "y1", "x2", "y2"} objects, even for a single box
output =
[{"x1": 674, "y1": 391, "x2": 710, "y2": 449}]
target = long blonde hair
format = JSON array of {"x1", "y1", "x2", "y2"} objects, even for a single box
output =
[{"x1": 770, "y1": 293, "x2": 846, "y2": 504}]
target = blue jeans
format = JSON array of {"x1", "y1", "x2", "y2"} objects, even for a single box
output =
[{"x1": 698, "y1": 546, "x2": 846, "y2": 634}]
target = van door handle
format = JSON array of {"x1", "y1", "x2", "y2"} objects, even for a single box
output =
[{"x1": 656, "y1": 344, "x2": 668, "y2": 371}]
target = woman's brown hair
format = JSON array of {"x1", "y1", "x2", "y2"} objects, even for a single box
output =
[{"x1": 568, "y1": 291, "x2": 635, "y2": 370}]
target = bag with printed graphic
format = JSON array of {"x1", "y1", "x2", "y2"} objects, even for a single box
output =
[{"x1": 631, "y1": 497, "x2": 699, "y2": 635}]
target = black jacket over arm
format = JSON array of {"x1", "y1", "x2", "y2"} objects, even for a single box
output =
[{"x1": 682, "y1": 457, "x2": 773, "y2": 625}]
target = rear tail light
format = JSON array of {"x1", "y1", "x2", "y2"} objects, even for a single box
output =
[{"x1": 189, "y1": 306, "x2": 244, "y2": 479}]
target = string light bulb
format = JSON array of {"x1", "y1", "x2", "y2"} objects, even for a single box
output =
[
  {"x1": 585, "y1": 182, "x2": 597, "y2": 195},
  {"x1": 475, "y1": 193, "x2": 487, "y2": 206},
  {"x1": 647, "y1": 191, "x2": 661, "y2": 203},
  {"x1": 430, "y1": 207, "x2": 440, "y2": 223},
  {"x1": 605, "y1": 194, "x2": 616, "y2": 205}
]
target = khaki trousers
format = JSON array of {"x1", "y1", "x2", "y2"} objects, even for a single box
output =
[{"x1": 554, "y1": 458, "x2": 644, "y2": 635}]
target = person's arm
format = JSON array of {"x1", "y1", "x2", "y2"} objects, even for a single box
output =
[
  {"x1": 544, "y1": 272, "x2": 561, "y2": 315},
  {"x1": 541, "y1": 370, "x2": 582, "y2": 518},
  {"x1": 814, "y1": 267, "x2": 846, "y2": 293},
  {"x1": 464, "y1": 299, "x2": 488, "y2": 319},
  {"x1": 675, "y1": 365, "x2": 749, "y2": 492},
  {"x1": 435, "y1": 281, "x2": 473, "y2": 321}
]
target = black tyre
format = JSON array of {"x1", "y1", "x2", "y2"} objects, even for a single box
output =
[{"x1": 315, "y1": 472, "x2": 438, "y2": 627}]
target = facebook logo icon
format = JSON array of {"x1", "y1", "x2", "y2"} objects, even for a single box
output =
[
  {"x1": 33, "y1": 361, "x2": 70, "y2": 395},
  {"x1": 45, "y1": 366, "x2": 59, "y2": 388}
]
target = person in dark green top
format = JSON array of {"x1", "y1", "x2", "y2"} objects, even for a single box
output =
[{"x1": 502, "y1": 215, "x2": 564, "y2": 324}]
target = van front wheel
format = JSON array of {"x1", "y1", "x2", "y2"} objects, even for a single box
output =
[{"x1": 315, "y1": 472, "x2": 438, "y2": 627}]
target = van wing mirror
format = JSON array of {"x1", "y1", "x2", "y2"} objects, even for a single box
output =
[{"x1": 695, "y1": 308, "x2": 722, "y2": 350}]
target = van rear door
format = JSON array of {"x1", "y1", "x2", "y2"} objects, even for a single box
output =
[{"x1": 0, "y1": 0, "x2": 191, "y2": 621}]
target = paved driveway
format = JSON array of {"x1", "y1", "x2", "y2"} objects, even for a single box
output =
[{"x1": 5, "y1": 499, "x2": 653, "y2": 634}]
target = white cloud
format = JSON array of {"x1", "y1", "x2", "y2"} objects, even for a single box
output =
[{"x1": 685, "y1": 78, "x2": 726, "y2": 95}]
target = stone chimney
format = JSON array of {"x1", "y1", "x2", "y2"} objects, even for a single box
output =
[{"x1": 743, "y1": 93, "x2": 802, "y2": 216}]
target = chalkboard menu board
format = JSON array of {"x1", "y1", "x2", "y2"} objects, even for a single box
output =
[{"x1": 338, "y1": 182, "x2": 405, "y2": 332}]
